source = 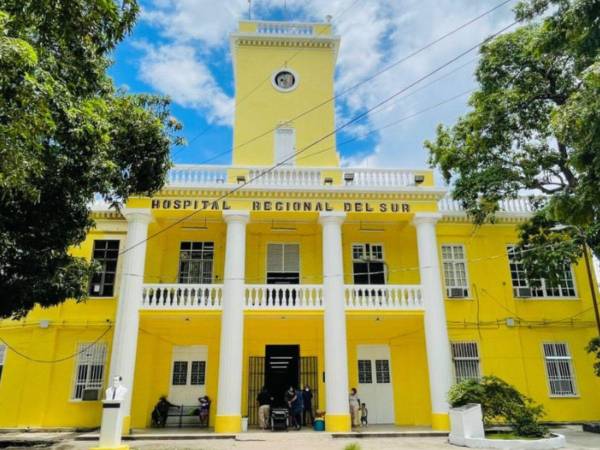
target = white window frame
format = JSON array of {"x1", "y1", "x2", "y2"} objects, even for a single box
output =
[
  {"x1": 441, "y1": 244, "x2": 470, "y2": 299},
  {"x1": 178, "y1": 241, "x2": 215, "y2": 284},
  {"x1": 71, "y1": 342, "x2": 107, "y2": 401},
  {"x1": 266, "y1": 242, "x2": 300, "y2": 283},
  {"x1": 507, "y1": 246, "x2": 577, "y2": 299},
  {"x1": 351, "y1": 243, "x2": 386, "y2": 285},
  {"x1": 451, "y1": 341, "x2": 481, "y2": 382},
  {"x1": 542, "y1": 342, "x2": 578, "y2": 397},
  {"x1": 0, "y1": 344, "x2": 6, "y2": 382}
]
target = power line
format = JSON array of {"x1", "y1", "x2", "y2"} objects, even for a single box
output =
[
  {"x1": 192, "y1": 0, "x2": 514, "y2": 165},
  {"x1": 0, "y1": 324, "x2": 113, "y2": 364},
  {"x1": 172, "y1": 0, "x2": 362, "y2": 160},
  {"x1": 118, "y1": 19, "x2": 519, "y2": 258}
]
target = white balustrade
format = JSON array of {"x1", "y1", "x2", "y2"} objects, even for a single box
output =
[
  {"x1": 344, "y1": 284, "x2": 424, "y2": 310},
  {"x1": 141, "y1": 284, "x2": 223, "y2": 309},
  {"x1": 244, "y1": 284, "x2": 323, "y2": 310},
  {"x1": 256, "y1": 22, "x2": 314, "y2": 36},
  {"x1": 168, "y1": 165, "x2": 228, "y2": 187},
  {"x1": 345, "y1": 169, "x2": 416, "y2": 187},
  {"x1": 438, "y1": 196, "x2": 534, "y2": 215},
  {"x1": 141, "y1": 283, "x2": 426, "y2": 311},
  {"x1": 248, "y1": 167, "x2": 322, "y2": 187}
]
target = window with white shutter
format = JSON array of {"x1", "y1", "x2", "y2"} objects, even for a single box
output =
[
  {"x1": 274, "y1": 127, "x2": 295, "y2": 165},
  {"x1": 543, "y1": 343, "x2": 577, "y2": 396},
  {"x1": 267, "y1": 243, "x2": 300, "y2": 284},
  {"x1": 442, "y1": 245, "x2": 470, "y2": 298},
  {"x1": 71, "y1": 343, "x2": 107, "y2": 400}
]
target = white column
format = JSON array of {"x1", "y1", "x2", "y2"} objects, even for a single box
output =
[
  {"x1": 412, "y1": 212, "x2": 453, "y2": 430},
  {"x1": 319, "y1": 212, "x2": 351, "y2": 432},
  {"x1": 106, "y1": 208, "x2": 151, "y2": 432},
  {"x1": 215, "y1": 211, "x2": 249, "y2": 433}
]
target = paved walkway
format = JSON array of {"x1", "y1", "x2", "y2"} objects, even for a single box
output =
[{"x1": 0, "y1": 425, "x2": 598, "y2": 450}]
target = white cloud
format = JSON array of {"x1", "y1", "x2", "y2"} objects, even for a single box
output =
[
  {"x1": 137, "y1": 0, "x2": 516, "y2": 167},
  {"x1": 136, "y1": 42, "x2": 234, "y2": 126}
]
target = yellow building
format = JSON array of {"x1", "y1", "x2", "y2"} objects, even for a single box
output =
[{"x1": 0, "y1": 20, "x2": 599, "y2": 436}]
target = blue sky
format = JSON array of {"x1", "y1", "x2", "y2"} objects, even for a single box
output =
[{"x1": 109, "y1": 0, "x2": 516, "y2": 169}]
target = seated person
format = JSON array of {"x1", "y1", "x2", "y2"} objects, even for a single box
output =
[
  {"x1": 151, "y1": 396, "x2": 177, "y2": 427},
  {"x1": 198, "y1": 395, "x2": 211, "y2": 426}
]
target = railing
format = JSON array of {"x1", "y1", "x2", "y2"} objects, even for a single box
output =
[
  {"x1": 344, "y1": 284, "x2": 424, "y2": 310},
  {"x1": 248, "y1": 167, "x2": 322, "y2": 187},
  {"x1": 257, "y1": 22, "x2": 314, "y2": 36},
  {"x1": 244, "y1": 284, "x2": 323, "y2": 310},
  {"x1": 141, "y1": 284, "x2": 223, "y2": 310},
  {"x1": 345, "y1": 169, "x2": 416, "y2": 188},
  {"x1": 141, "y1": 283, "x2": 425, "y2": 312},
  {"x1": 168, "y1": 165, "x2": 227, "y2": 187},
  {"x1": 438, "y1": 196, "x2": 534, "y2": 215}
]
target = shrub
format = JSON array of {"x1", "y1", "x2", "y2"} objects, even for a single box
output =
[{"x1": 448, "y1": 376, "x2": 547, "y2": 438}]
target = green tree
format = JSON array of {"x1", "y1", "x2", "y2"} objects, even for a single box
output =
[
  {"x1": 425, "y1": 0, "x2": 600, "y2": 371},
  {"x1": 0, "y1": 1, "x2": 182, "y2": 318}
]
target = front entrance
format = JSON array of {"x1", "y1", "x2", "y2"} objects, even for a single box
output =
[
  {"x1": 247, "y1": 348, "x2": 319, "y2": 426},
  {"x1": 169, "y1": 345, "x2": 207, "y2": 405},
  {"x1": 357, "y1": 344, "x2": 395, "y2": 424}
]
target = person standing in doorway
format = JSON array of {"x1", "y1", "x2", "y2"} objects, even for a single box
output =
[
  {"x1": 291, "y1": 386, "x2": 304, "y2": 430},
  {"x1": 302, "y1": 384, "x2": 313, "y2": 426},
  {"x1": 257, "y1": 386, "x2": 272, "y2": 430},
  {"x1": 348, "y1": 388, "x2": 360, "y2": 427},
  {"x1": 285, "y1": 386, "x2": 297, "y2": 428}
]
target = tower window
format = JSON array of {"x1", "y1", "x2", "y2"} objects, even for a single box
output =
[
  {"x1": 274, "y1": 127, "x2": 296, "y2": 165},
  {"x1": 272, "y1": 69, "x2": 297, "y2": 91}
]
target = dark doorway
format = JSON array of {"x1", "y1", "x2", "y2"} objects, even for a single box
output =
[{"x1": 265, "y1": 345, "x2": 300, "y2": 407}]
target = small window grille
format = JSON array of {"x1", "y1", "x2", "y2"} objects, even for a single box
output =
[
  {"x1": 375, "y1": 359, "x2": 390, "y2": 384},
  {"x1": 191, "y1": 361, "x2": 206, "y2": 385},
  {"x1": 543, "y1": 343, "x2": 576, "y2": 396},
  {"x1": 451, "y1": 342, "x2": 481, "y2": 382},
  {"x1": 89, "y1": 240, "x2": 120, "y2": 297},
  {"x1": 507, "y1": 246, "x2": 576, "y2": 298},
  {"x1": 72, "y1": 343, "x2": 107, "y2": 400},
  {"x1": 358, "y1": 359, "x2": 372, "y2": 384},
  {"x1": 441, "y1": 245, "x2": 469, "y2": 298},
  {"x1": 172, "y1": 361, "x2": 188, "y2": 385},
  {"x1": 178, "y1": 242, "x2": 214, "y2": 284}
]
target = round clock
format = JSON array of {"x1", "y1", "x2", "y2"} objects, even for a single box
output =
[{"x1": 272, "y1": 69, "x2": 298, "y2": 92}]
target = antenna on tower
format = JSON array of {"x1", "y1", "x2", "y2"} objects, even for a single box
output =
[{"x1": 248, "y1": 0, "x2": 252, "y2": 20}]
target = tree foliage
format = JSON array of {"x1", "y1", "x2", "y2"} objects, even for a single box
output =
[{"x1": 0, "y1": 1, "x2": 182, "y2": 318}]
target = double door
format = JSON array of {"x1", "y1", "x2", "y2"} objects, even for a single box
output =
[{"x1": 356, "y1": 344, "x2": 395, "y2": 424}]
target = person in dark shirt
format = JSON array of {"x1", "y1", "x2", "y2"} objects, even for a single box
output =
[
  {"x1": 301, "y1": 385, "x2": 314, "y2": 426},
  {"x1": 151, "y1": 396, "x2": 177, "y2": 427},
  {"x1": 257, "y1": 386, "x2": 272, "y2": 429},
  {"x1": 290, "y1": 387, "x2": 303, "y2": 430}
]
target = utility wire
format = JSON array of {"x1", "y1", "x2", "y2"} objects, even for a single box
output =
[
  {"x1": 0, "y1": 324, "x2": 112, "y2": 364},
  {"x1": 117, "y1": 18, "x2": 520, "y2": 258},
  {"x1": 192, "y1": 0, "x2": 514, "y2": 165}
]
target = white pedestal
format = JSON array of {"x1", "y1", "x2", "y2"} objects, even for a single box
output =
[
  {"x1": 91, "y1": 401, "x2": 128, "y2": 450},
  {"x1": 449, "y1": 403, "x2": 485, "y2": 445}
]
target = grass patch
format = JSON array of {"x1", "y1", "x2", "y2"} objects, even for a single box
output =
[
  {"x1": 343, "y1": 444, "x2": 362, "y2": 450},
  {"x1": 486, "y1": 432, "x2": 541, "y2": 440}
]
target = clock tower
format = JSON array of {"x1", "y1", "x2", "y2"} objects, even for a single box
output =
[{"x1": 230, "y1": 21, "x2": 340, "y2": 167}]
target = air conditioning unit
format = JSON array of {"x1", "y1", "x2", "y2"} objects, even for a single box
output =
[
  {"x1": 514, "y1": 287, "x2": 532, "y2": 298},
  {"x1": 81, "y1": 388, "x2": 101, "y2": 401},
  {"x1": 447, "y1": 287, "x2": 468, "y2": 298}
]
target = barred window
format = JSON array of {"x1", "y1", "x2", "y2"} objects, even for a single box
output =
[
  {"x1": 375, "y1": 359, "x2": 390, "y2": 384},
  {"x1": 441, "y1": 245, "x2": 469, "y2": 298},
  {"x1": 451, "y1": 342, "x2": 481, "y2": 382},
  {"x1": 178, "y1": 242, "x2": 214, "y2": 284},
  {"x1": 543, "y1": 343, "x2": 577, "y2": 396},
  {"x1": 172, "y1": 361, "x2": 188, "y2": 385},
  {"x1": 72, "y1": 343, "x2": 107, "y2": 400},
  {"x1": 352, "y1": 244, "x2": 385, "y2": 285},
  {"x1": 0, "y1": 344, "x2": 5, "y2": 382},
  {"x1": 358, "y1": 359, "x2": 372, "y2": 384},
  {"x1": 190, "y1": 361, "x2": 206, "y2": 385},
  {"x1": 507, "y1": 246, "x2": 576, "y2": 298},
  {"x1": 89, "y1": 240, "x2": 119, "y2": 297}
]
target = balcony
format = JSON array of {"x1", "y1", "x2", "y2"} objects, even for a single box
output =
[
  {"x1": 166, "y1": 165, "x2": 425, "y2": 190},
  {"x1": 140, "y1": 283, "x2": 424, "y2": 312}
]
